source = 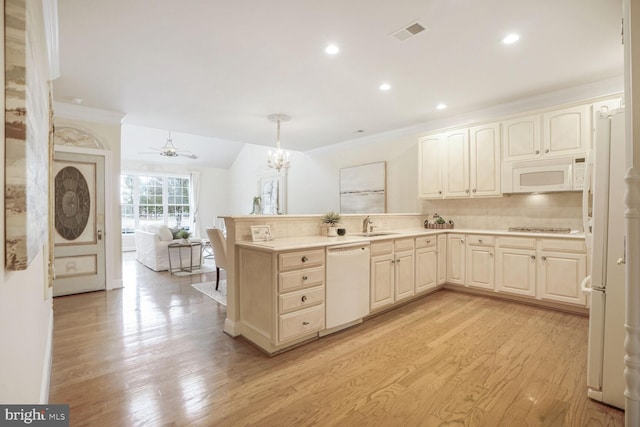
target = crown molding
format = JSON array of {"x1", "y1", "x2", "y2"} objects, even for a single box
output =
[{"x1": 53, "y1": 102, "x2": 126, "y2": 124}]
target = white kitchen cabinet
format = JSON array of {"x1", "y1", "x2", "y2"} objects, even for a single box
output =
[
  {"x1": 469, "y1": 123, "x2": 501, "y2": 197},
  {"x1": 415, "y1": 236, "x2": 437, "y2": 293},
  {"x1": 238, "y1": 247, "x2": 325, "y2": 354},
  {"x1": 446, "y1": 234, "x2": 466, "y2": 285},
  {"x1": 437, "y1": 234, "x2": 447, "y2": 285},
  {"x1": 502, "y1": 114, "x2": 541, "y2": 162},
  {"x1": 502, "y1": 105, "x2": 590, "y2": 162},
  {"x1": 418, "y1": 135, "x2": 444, "y2": 198},
  {"x1": 370, "y1": 239, "x2": 415, "y2": 310},
  {"x1": 370, "y1": 244, "x2": 395, "y2": 311},
  {"x1": 537, "y1": 239, "x2": 587, "y2": 306},
  {"x1": 543, "y1": 104, "x2": 590, "y2": 158},
  {"x1": 420, "y1": 124, "x2": 500, "y2": 199},
  {"x1": 443, "y1": 129, "x2": 470, "y2": 198},
  {"x1": 495, "y1": 237, "x2": 537, "y2": 297},
  {"x1": 466, "y1": 235, "x2": 495, "y2": 290}
]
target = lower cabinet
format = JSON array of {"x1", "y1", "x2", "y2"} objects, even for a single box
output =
[
  {"x1": 437, "y1": 234, "x2": 447, "y2": 285},
  {"x1": 495, "y1": 236, "x2": 586, "y2": 305},
  {"x1": 537, "y1": 240, "x2": 587, "y2": 305},
  {"x1": 415, "y1": 235, "x2": 438, "y2": 293},
  {"x1": 370, "y1": 238, "x2": 415, "y2": 311},
  {"x1": 466, "y1": 236, "x2": 495, "y2": 290},
  {"x1": 370, "y1": 250, "x2": 395, "y2": 311},
  {"x1": 238, "y1": 247, "x2": 326, "y2": 354},
  {"x1": 447, "y1": 234, "x2": 466, "y2": 285}
]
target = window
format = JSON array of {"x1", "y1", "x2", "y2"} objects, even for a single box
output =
[{"x1": 120, "y1": 173, "x2": 191, "y2": 234}]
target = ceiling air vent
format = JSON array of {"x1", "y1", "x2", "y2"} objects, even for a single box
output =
[{"x1": 391, "y1": 21, "x2": 428, "y2": 42}]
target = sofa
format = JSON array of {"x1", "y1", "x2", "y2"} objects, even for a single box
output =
[{"x1": 135, "y1": 224, "x2": 201, "y2": 271}]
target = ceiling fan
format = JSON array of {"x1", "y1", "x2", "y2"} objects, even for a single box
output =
[{"x1": 139, "y1": 131, "x2": 198, "y2": 159}]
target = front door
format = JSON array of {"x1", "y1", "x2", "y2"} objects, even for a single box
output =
[{"x1": 53, "y1": 151, "x2": 106, "y2": 296}]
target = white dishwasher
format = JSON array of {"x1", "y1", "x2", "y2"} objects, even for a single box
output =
[{"x1": 321, "y1": 242, "x2": 371, "y2": 336}]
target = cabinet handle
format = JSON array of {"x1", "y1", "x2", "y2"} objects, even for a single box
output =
[
  {"x1": 535, "y1": 150, "x2": 540, "y2": 154},
  {"x1": 472, "y1": 189, "x2": 476, "y2": 193},
  {"x1": 427, "y1": 240, "x2": 431, "y2": 243},
  {"x1": 531, "y1": 255, "x2": 536, "y2": 260},
  {"x1": 397, "y1": 258, "x2": 401, "y2": 263},
  {"x1": 301, "y1": 256, "x2": 308, "y2": 263},
  {"x1": 302, "y1": 275, "x2": 308, "y2": 280},
  {"x1": 478, "y1": 239, "x2": 483, "y2": 243},
  {"x1": 391, "y1": 259, "x2": 396, "y2": 264},
  {"x1": 460, "y1": 239, "x2": 465, "y2": 243},
  {"x1": 302, "y1": 321, "x2": 310, "y2": 326},
  {"x1": 541, "y1": 256, "x2": 547, "y2": 261},
  {"x1": 465, "y1": 189, "x2": 470, "y2": 194},
  {"x1": 489, "y1": 252, "x2": 493, "y2": 257},
  {"x1": 545, "y1": 149, "x2": 550, "y2": 153},
  {"x1": 617, "y1": 258, "x2": 626, "y2": 265},
  {"x1": 301, "y1": 295, "x2": 307, "y2": 302},
  {"x1": 438, "y1": 190, "x2": 442, "y2": 194}
]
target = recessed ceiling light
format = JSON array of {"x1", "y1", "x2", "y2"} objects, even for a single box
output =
[
  {"x1": 436, "y1": 103, "x2": 447, "y2": 110},
  {"x1": 379, "y1": 83, "x2": 391, "y2": 91},
  {"x1": 353, "y1": 129, "x2": 365, "y2": 133},
  {"x1": 325, "y1": 44, "x2": 339, "y2": 55},
  {"x1": 502, "y1": 33, "x2": 520, "y2": 44},
  {"x1": 70, "y1": 97, "x2": 83, "y2": 104}
]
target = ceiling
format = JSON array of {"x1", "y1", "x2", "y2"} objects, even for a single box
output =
[{"x1": 54, "y1": 0, "x2": 624, "y2": 166}]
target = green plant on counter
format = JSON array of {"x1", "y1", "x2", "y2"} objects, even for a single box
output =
[
  {"x1": 321, "y1": 211, "x2": 341, "y2": 225},
  {"x1": 435, "y1": 217, "x2": 446, "y2": 224}
]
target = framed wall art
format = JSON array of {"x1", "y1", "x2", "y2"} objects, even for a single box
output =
[
  {"x1": 339, "y1": 161, "x2": 386, "y2": 214},
  {"x1": 5, "y1": 0, "x2": 51, "y2": 270}
]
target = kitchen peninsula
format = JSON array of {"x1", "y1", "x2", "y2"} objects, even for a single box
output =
[{"x1": 221, "y1": 214, "x2": 586, "y2": 354}]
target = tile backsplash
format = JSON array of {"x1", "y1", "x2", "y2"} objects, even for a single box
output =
[{"x1": 421, "y1": 192, "x2": 583, "y2": 231}]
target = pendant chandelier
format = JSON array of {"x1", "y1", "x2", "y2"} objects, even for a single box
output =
[{"x1": 267, "y1": 113, "x2": 290, "y2": 172}]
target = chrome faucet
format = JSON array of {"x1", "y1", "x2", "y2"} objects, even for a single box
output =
[{"x1": 362, "y1": 216, "x2": 372, "y2": 233}]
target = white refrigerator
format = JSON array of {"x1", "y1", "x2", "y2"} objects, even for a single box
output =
[{"x1": 585, "y1": 109, "x2": 626, "y2": 410}]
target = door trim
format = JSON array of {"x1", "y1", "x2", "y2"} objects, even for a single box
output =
[{"x1": 53, "y1": 145, "x2": 118, "y2": 290}]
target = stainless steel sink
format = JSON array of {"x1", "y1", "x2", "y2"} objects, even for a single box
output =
[{"x1": 353, "y1": 232, "x2": 397, "y2": 237}]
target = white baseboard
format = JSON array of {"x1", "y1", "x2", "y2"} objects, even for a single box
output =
[{"x1": 109, "y1": 278, "x2": 124, "y2": 290}]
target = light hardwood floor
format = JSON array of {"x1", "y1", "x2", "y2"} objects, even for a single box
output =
[{"x1": 49, "y1": 253, "x2": 624, "y2": 426}]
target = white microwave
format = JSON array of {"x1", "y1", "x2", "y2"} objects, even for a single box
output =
[{"x1": 502, "y1": 156, "x2": 586, "y2": 193}]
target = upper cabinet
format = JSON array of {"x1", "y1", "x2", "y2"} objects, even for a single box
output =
[
  {"x1": 469, "y1": 123, "x2": 501, "y2": 197},
  {"x1": 502, "y1": 105, "x2": 590, "y2": 162},
  {"x1": 418, "y1": 135, "x2": 444, "y2": 198},
  {"x1": 419, "y1": 123, "x2": 501, "y2": 199},
  {"x1": 502, "y1": 114, "x2": 541, "y2": 161},
  {"x1": 443, "y1": 129, "x2": 470, "y2": 198}
]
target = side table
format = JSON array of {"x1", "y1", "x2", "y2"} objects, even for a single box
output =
[{"x1": 168, "y1": 241, "x2": 202, "y2": 274}]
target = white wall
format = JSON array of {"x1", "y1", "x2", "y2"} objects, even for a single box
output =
[
  {"x1": 228, "y1": 134, "x2": 420, "y2": 215},
  {"x1": 0, "y1": 0, "x2": 53, "y2": 403}
]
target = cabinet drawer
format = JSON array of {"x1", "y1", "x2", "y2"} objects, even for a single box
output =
[
  {"x1": 415, "y1": 235, "x2": 437, "y2": 248},
  {"x1": 279, "y1": 267, "x2": 325, "y2": 292},
  {"x1": 394, "y1": 238, "x2": 415, "y2": 252},
  {"x1": 279, "y1": 249, "x2": 324, "y2": 271},
  {"x1": 279, "y1": 304, "x2": 325, "y2": 343},
  {"x1": 467, "y1": 235, "x2": 495, "y2": 246},
  {"x1": 279, "y1": 286, "x2": 324, "y2": 314},
  {"x1": 370, "y1": 240, "x2": 394, "y2": 256},
  {"x1": 540, "y1": 238, "x2": 586, "y2": 253},
  {"x1": 497, "y1": 236, "x2": 536, "y2": 250}
]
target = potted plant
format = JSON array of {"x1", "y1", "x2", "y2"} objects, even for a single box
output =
[
  {"x1": 321, "y1": 211, "x2": 341, "y2": 237},
  {"x1": 176, "y1": 229, "x2": 192, "y2": 243}
]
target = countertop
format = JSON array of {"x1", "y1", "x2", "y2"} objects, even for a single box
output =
[{"x1": 235, "y1": 228, "x2": 585, "y2": 252}]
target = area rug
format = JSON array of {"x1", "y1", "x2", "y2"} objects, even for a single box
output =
[
  {"x1": 192, "y1": 281, "x2": 227, "y2": 306},
  {"x1": 171, "y1": 266, "x2": 214, "y2": 277}
]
